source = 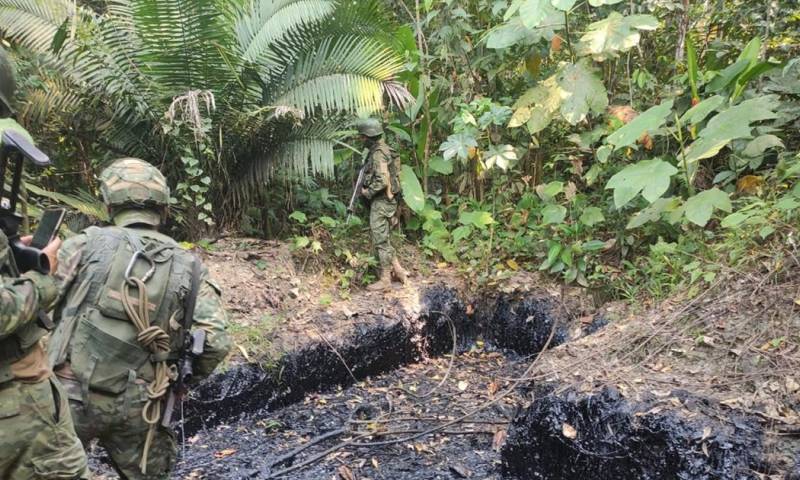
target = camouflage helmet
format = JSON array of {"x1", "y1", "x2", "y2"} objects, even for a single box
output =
[
  {"x1": 0, "y1": 48, "x2": 16, "y2": 114},
  {"x1": 99, "y1": 158, "x2": 170, "y2": 227},
  {"x1": 356, "y1": 118, "x2": 383, "y2": 138}
]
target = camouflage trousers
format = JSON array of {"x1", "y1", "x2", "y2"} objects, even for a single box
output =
[
  {"x1": 0, "y1": 377, "x2": 89, "y2": 479},
  {"x1": 369, "y1": 197, "x2": 397, "y2": 269},
  {"x1": 60, "y1": 377, "x2": 177, "y2": 480}
]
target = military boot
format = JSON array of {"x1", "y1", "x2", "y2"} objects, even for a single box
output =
[
  {"x1": 391, "y1": 258, "x2": 408, "y2": 284},
  {"x1": 367, "y1": 269, "x2": 393, "y2": 292}
]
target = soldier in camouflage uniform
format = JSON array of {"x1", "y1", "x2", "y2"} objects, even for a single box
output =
[
  {"x1": 48, "y1": 158, "x2": 232, "y2": 479},
  {"x1": 0, "y1": 47, "x2": 91, "y2": 480},
  {"x1": 356, "y1": 118, "x2": 408, "y2": 291}
]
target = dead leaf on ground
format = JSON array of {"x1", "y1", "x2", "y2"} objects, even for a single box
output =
[
  {"x1": 562, "y1": 423, "x2": 577, "y2": 439},
  {"x1": 488, "y1": 381, "x2": 500, "y2": 397},
  {"x1": 449, "y1": 463, "x2": 472, "y2": 478},
  {"x1": 214, "y1": 448, "x2": 236, "y2": 459},
  {"x1": 493, "y1": 429, "x2": 507, "y2": 452},
  {"x1": 338, "y1": 464, "x2": 357, "y2": 480}
]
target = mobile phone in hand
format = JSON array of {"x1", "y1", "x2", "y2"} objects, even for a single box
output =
[{"x1": 31, "y1": 208, "x2": 66, "y2": 249}]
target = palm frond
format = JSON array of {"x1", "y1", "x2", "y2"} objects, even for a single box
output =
[
  {"x1": 270, "y1": 35, "x2": 404, "y2": 116},
  {"x1": 0, "y1": 0, "x2": 72, "y2": 51},
  {"x1": 25, "y1": 182, "x2": 109, "y2": 221},
  {"x1": 234, "y1": 0, "x2": 335, "y2": 70}
]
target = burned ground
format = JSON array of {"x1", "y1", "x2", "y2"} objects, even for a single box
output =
[{"x1": 89, "y1": 240, "x2": 799, "y2": 480}]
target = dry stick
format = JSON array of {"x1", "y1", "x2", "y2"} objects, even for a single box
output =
[{"x1": 268, "y1": 428, "x2": 347, "y2": 469}]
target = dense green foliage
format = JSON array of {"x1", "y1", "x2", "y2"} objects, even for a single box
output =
[
  {"x1": 0, "y1": 0, "x2": 409, "y2": 233},
  {"x1": 2, "y1": 0, "x2": 800, "y2": 299}
]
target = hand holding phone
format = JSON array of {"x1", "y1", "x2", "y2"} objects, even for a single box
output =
[{"x1": 31, "y1": 208, "x2": 66, "y2": 250}]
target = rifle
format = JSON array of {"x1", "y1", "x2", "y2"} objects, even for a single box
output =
[
  {"x1": 346, "y1": 152, "x2": 368, "y2": 223},
  {"x1": 161, "y1": 259, "x2": 203, "y2": 429},
  {"x1": 0, "y1": 129, "x2": 52, "y2": 275}
]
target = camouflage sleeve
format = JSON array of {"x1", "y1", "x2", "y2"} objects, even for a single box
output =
[
  {"x1": 0, "y1": 272, "x2": 57, "y2": 339},
  {"x1": 363, "y1": 151, "x2": 390, "y2": 200},
  {"x1": 52, "y1": 234, "x2": 88, "y2": 308},
  {"x1": 191, "y1": 267, "x2": 232, "y2": 382}
]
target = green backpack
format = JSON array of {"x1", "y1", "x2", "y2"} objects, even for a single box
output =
[{"x1": 49, "y1": 226, "x2": 196, "y2": 397}]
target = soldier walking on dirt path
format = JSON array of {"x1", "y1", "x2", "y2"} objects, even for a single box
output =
[
  {"x1": 0, "y1": 46, "x2": 91, "y2": 480},
  {"x1": 47, "y1": 158, "x2": 232, "y2": 480},
  {"x1": 356, "y1": 118, "x2": 409, "y2": 292}
]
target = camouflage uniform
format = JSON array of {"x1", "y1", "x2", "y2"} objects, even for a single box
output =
[
  {"x1": 48, "y1": 158, "x2": 231, "y2": 480},
  {"x1": 0, "y1": 122, "x2": 89, "y2": 477},
  {"x1": 362, "y1": 137, "x2": 399, "y2": 271}
]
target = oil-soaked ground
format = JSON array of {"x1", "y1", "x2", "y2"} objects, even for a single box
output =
[{"x1": 173, "y1": 348, "x2": 529, "y2": 479}]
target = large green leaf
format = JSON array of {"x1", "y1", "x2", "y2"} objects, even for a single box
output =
[
  {"x1": 429, "y1": 156, "x2": 454, "y2": 175},
  {"x1": 486, "y1": 14, "x2": 562, "y2": 49},
  {"x1": 742, "y1": 134, "x2": 784, "y2": 157},
  {"x1": 577, "y1": 12, "x2": 659, "y2": 61},
  {"x1": 605, "y1": 158, "x2": 678, "y2": 208},
  {"x1": 509, "y1": 60, "x2": 606, "y2": 133},
  {"x1": 541, "y1": 204, "x2": 567, "y2": 224},
  {"x1": 579, "y1": 207, "x2": 605, "y2": 226},
  {"x1": 679, "y1": 95, "x2": 725, "y2": 125},
  {"x1": 606, "y1": 100, "x2": 674, "y2": 150},
  {"x1": 683, "y1": 188, "x2": 732, "y2": 227},
  {"x1": 551, "y1": 0, "x2": 577, "y2": 11},
  {"x1": 399, "y1": 165, "x2": 425, "y2": 213},
  {"x1": 684, "y1": 95, "x2": 780, "y2": 165},
  {"x1": 484, "y1": 144, "x2": 518, "y2": 171},
  {"x1": 558, "y1": 59, "x2": 608, "y2": 124},
  {"x1": 439, "y1": 132, "x2": 478, "y2": 161},
  {"x1": 518, "y1": 0, "x2": 560, "y2": 29},
  {"x1": 626, "y1": 197, "x2": 681, "y2": 229},
  {"x1": 459, "y1": 210, "x2": 495, "y2": 229}
]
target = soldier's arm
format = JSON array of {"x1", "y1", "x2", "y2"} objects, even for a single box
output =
[
  {"x1": 0, "y1": 271, "x2": 57, "y2": 339},
  {"x1": 190, "y1": 268, "x2": 232, "y2": 382},
  {"x1": 51, "y1": 234, "x2": 87, "y2": 311},
  {"x1": 362, "y1": 152, "x2": 390, "y2": 200}
]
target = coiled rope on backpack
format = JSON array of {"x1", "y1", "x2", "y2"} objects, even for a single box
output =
[{"x1": 121, "y1": 251, "x2": 174, "y2": 475}]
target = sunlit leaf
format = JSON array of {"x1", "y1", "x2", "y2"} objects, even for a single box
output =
[
  {"x1": 484, "y1": 144, "x2": 518, "y2": 170},
  {"x1": 679, "y1": 95, "x2": 725, "y2": 126},
  {"x1": 607, "y1": 100, "x2": 673, "y2": 150},
  {"x1": 683, "y1": 188, "x2": 732, "y2": 227},
  {"x1": 558, "y1": 59, "x2": 608, "y2": 125},
  {"x1": 626, "y1": 197, "x2": 681, "y2": 229},
  {"x1": 577, "y1": 13, "x2": 659, "y2": 61},
  {"x1": 551, "y1": 0, "x2": 577, "y2": 11},
  {"x1": 439, "y1": 132, "x2": 478, "y2": 161},
  {"x1": 541, "y1": 204, "x2": 567, "y2": 224},
  {"x1": 452, "y1": 225, "x2": 473, "y2": 243},
  {"x1": 579, "y1": 207, "x2": 605, "y2": 226},
  {"x1": 605, "y1": 158, "x2": 678, "y2": 208},
  {"x1": 684, "y1": 95, "x2": 779, "y2": 165},
  {"x1": 459, "y1": 210, "x2": 495, "y2": 229}
]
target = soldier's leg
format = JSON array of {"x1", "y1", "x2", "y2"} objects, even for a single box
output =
[
  {"x1": 0, "y1": 378, "x2": 89, "y2": 479},
  {"x1": 370, "y1": 198, "x2": 397, "y2": 270},
  {"x1": 99, "y1": 387, "x2": 177, "y2": 480}
]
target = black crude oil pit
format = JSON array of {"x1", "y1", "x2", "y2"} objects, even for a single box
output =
[
  {"x1": 502, "y1": 387, "x2": 765, "y2": 480},
  {"x1": 89, "y1": 285, "x2": 771, "y2": 479}
]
